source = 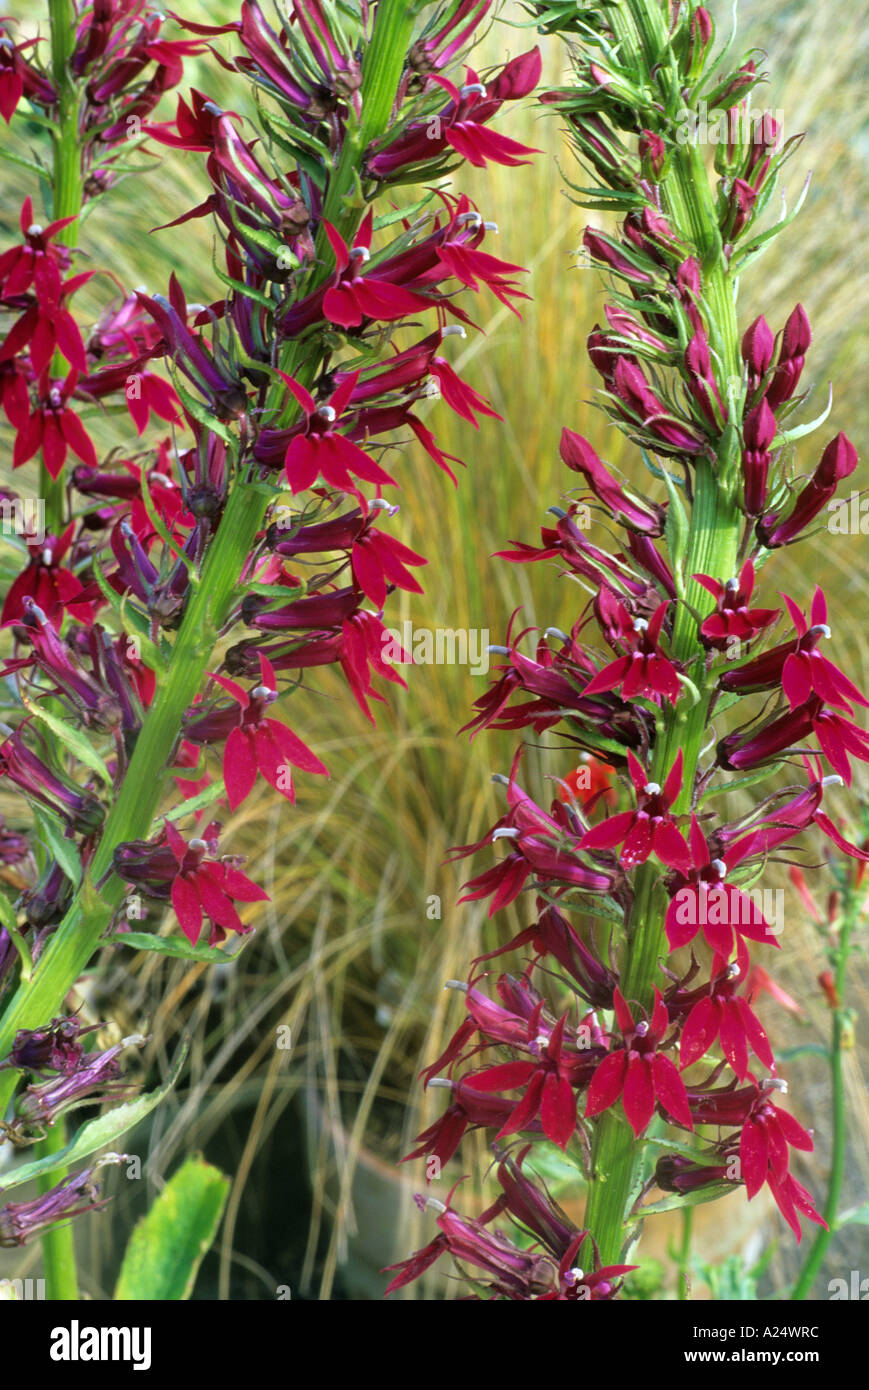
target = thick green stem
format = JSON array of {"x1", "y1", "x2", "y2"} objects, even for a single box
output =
[
  {"x1": 45, "y1": 0, "x2": 85, "y2": 535},
  {"x1": 0, "y1": 0, "x2": 421, "y2": 1119},
  {"x1": 582, "y1": 0, "x2": 744, "y2": 1264},
  {"x1": 36, "y1": 1117, "x2": 79, "y2": 1301},
  {"x1": 790, "y1": 898, "x2": 857, "y2": 1299}
]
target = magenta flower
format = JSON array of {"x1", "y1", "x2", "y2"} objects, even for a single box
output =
[
  {"x1": 659, "y1": 816, "x2": 777, "y2": 958},
  {"x1": 0, "y1": 197, "x2": 73, "y2": 300},
  {"x1": 675, "y1": 943, "x2": 776, "y2": 1080},
  {"x1": 321, "y1": 215, "x2": 435, "y2": 329},
  {"x1": 585, "y1": 987, "x2": 693, "y2": 1136},
  {"x1": 279, "y1": 370, "x2": 395, "y2": 502},
  {"x1": 758, "y1": 432, "x2": 858, "y2": 547},
  {"x1": 582, "y1": 597, "x2": 682, "y2": 704},
  {"x1": 1, "y1": 524, "x2": 95, "y2": 629},
  {"x1": 12, "y1": 370, "x2": 97, "y2": 479},
  {"x1": 186, "y1": 654, "x2": 328, "y2": 810},
  {"x1": 559, "y1": 427, "x2": 664, "y2": 534},
  {"x1": 114, "y1": 820, "x2": 268, "y2": 947},
  {"x1": 580, "y1": 749, "x2": 685, "y2": 869},
  {"x1": 694, "y1": 559, "x2": 779, "y2": 649}
]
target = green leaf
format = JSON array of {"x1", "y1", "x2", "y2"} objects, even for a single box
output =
[
  {"x1": 32, "y1": 807, "x2": 82, "y2": 887},
  {"x1": 0, "y1": 888, "x2": 32, "y2": 982},
  {"x1": 114, "y1": 1156, "x2": 230, "y2": 1301},
  {"x1": 0, "y1": 1044, "x2": 188, "y2": 1192},
  {"x1": 105, "y1": 930, "x2": 248, "y2": 964},
  {"x1": 837, "y1": 1203, "x2": 869, "y2": 1228},
  {"x1": 640, "y1": 1181, "x2": 737, "y2": 1215},
  {"x1": 21, "y1": 694, "x2": 113, "y2": 788}
]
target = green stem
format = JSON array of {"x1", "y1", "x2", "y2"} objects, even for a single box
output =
[
  {"x1": 45, "y1": 0, "x2": 85, "y2": 535},
  {"x1": 36, "y1": 1117, "x2": 79, "y2": 1300},
  {"x1": 581, "y1": 0, "x2": 743, "y2": 1265},
  {"x1": 790, "y1": 898, "x2": 857, "y2": 1299},
  {"x1": 677, "y1": 1206, "x2": 693, "y2": 1299},
  {"x1": 0, "y1": 0, "x2": 420, "y2": 1120}
]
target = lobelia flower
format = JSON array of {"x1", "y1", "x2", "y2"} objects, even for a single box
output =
[
  {"x1": 658, "y1": 816, "x2": 778, "y2": 958},
  {"x1": 12, "y1": 370, "x2": 97, "y2": 479},
  {"x1": 0, "y1": 1016, "x2": 93, "y2": 1076},
  {"x1": 11, "y1": 1034, "x2": 146, "y2": 1134},
  {"x1": 694, "y1": 560, "x2": 779, "y2": 649},
  {"x1": 764, "y1": 303, "x2": 811, "y2": 412},
  {"x1": 720, "y1": 588, "x2": 869, "y2": 710},
  {"x1": 1, "y1": 524, "x2": 95, "y2": 629},
  {"x1": 366, "y1": 49, "x2": 542, "y2": 179},
  {"x1": 582, "y1": 597, "x2": 682, "y2": 704},
  {"x1": 585, "y1": 987, "x2": 693, "y2": 1136},
  {"x1": 559, "y1": 428, "x2": 664, "y2": 534},
  {"x1": 0, "y1": 728, "x2": 104, "y2": 835},
  {"x1": 0, "y1": 198, "x2": 73, "y2": 300},
  {"x1": 741, "y1": 314, "x2": 776, "y2": 397},
  {"x1": 182, "y1": 653, "x2": 328, "y2": 810},
  {"x1": 0, "y1": 1157, "x2": 124, "y2": 1248},
  {"x1": 268, "y1": 504, "x2": 427, "y2": 610},
  {"x1": 740, "y1": 397, "x2": 777, "y2": 515},
  {"x1": 670, "y1": 940, "x2": 776, "y2": 1080},
  {"x1": 579, "y1": 749, "x2": 686, "y2": 869},
  {"x1": 718, "y1": 695, "x2": 869, "y2": 786},
  {"x1": 277, "y1": 370, "x2": 396, "y2": 503},
  {"x1": 113, "y1": 820, "x2": 268, "y2": 946}
]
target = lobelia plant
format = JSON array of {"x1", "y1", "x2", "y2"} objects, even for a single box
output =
[
  {"x1": 387, "y1": 0, "x2": 866, "y2": 1301},
  {"x1": 0, "y1": 0, "x2": 542, "y2": 1298}
]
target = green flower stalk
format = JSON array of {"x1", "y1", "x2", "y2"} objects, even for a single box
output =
[
  {"x1": 0, "y1": 0, "x2": 540, "y2": 1290},
  {"x1": 390, "y1": 0, "x2": 864, "y2": 1299}
]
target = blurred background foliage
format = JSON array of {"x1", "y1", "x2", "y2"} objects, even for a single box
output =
[{"x1": 0, "y1": 0, "x2": 867, "y2": 1299}]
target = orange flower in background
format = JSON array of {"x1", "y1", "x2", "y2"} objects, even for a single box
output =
[{"x1": 558, "y1": 754, "x2": 617, "y2": 814}]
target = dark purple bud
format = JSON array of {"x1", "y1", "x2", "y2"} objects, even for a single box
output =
[
  {"x1": 765, "y1": 304, "x2": 811, "y2": 410},
  {"x1": 758, "y1": 433, "x2": 858, "y2": 546},
  {"x1": 741, "y1": 398, "x2": 777, "y2": 514}
]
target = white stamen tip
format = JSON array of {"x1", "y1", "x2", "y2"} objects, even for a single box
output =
[
  {"x1": 633, "y1": 618, "x2": 648, "y2": 633},
  {"x1": 350, "y1": 245, "x2": 370, "y2": 262},
  {"x1": 441, "y1": 324, "x2": 466, "y2": 339},
  {"x1": 188, "y1": 838, "x2": 208, "y2": 851},
  {"x1": 711, "y1": 858, "x2": 727, "y2": 876},
  {"x1": 643, "y1": 782, "x2": 661, "y2": 796},
  {"x1": 318, "y1": 405, "x2": 336, "y2": 423},
  {"x1": 492, "y1": 826, "x2": 521, "y2": 840},
  {"x1": 483, "y1": 221, "x2": 499, "y2": 233},
  {"x1": 444, "y1": 980, "x2": 468, "y2": 992},
  {"x1": 460, "y1": 83, "x2": 487, "y2": 97},
  {"x1": 26, "y1": 224, "x2": 44, "y2": 237}
]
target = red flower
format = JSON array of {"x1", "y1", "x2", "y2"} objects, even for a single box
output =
[
  {"x1": 1, "y1": 525, "x2": 94, "y2": 629},
  {"x1": 279, "y1": 370, "x2": 395, "y2": 503},
  {"x1": 12, "y1": 371, "x2": 97, "y2": 480},
  {"x1": 659, "y1": 815, "x2": 777, "y2": 958},
  {"x1": 199, "y1": 654, "x2": 328, "y2": 810},
  {"x1": 114, "y1": 820, "x2": 269, "y2": 947},
  {"x1": 585, "y1": 987, "x2": 693, "y2": 1136},
  {"x1": 677, "y1": 942, "x2": 776, "y2": 1080},
  {"x1": 464, "y1": 1013, "x2": 580, "y2": 1150},
  {"x1": 580, "y1": 749, "x2": 685, "y2": 868},
  {"x1": 321, "y1": 214, "x2": 435, "y2": 329},
  {"x1": 0, "y1": 198, "x2": 74, "y2": 301},
  {"x1": 694, "y1": 560, "x2": 779, "y2": 649},
  {"x1": 582, "y1": 598, "x2": 682, "y2": 704}
]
